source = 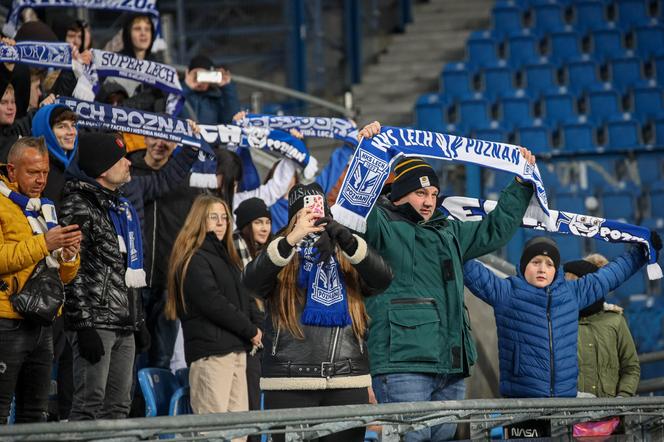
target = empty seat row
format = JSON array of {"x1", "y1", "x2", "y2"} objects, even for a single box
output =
[
  {"x1": 467, "y1": 24, "x2": 664, "y2": 69},
  {"x1": 492, "y1": 0, "x2": 659, "y2": 39}
]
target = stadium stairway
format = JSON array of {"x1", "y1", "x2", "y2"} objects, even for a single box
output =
[{"x1": 352, "y1": 0, "x2": 495, "y2": 126}]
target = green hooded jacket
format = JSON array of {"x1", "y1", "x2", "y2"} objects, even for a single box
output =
[
  {"x1": 363, "y1": 179, "x2": 533, "y2": 376},
  {"x1": 577, "y1": 310, "x2": 640, "y2": 397}
]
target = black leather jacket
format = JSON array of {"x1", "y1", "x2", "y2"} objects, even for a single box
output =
[
  {"x1": 60, "y1": 180, "x2": 142, "y2": 332},
  {"x1": 243, "y1": 235, "x2": 392, "y2": 380}
]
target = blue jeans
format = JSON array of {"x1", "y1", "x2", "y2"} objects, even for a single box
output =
[{"x1": 372, "y1": 373, "x2": 466, "y2": 442}]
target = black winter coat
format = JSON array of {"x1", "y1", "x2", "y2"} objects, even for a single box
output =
[
  {"x1": 61, "y1": 181, "x2": 143, "y2": 332},
  {"x1": 243, "y1": 236, "x2": 393, "y2": 382},
  {"x1": 178, "y1": 233, "x2": 257, "y2": 365}
]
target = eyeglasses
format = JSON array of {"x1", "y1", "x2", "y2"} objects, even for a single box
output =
[{"x1": 208, "y1": 213, "x2": 228, "y2": 224}]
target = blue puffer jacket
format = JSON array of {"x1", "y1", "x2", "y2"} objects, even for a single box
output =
[{"x1": 463, "y1": 247, "x2": 646, "y2": 398}]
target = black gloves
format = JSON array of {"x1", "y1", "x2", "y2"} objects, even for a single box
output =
[
  {"x1": 77, "y1": 328, "x2": 105, "y2": 364},
  {"x1": 134, "y1": 322, "x2": 152, "y2": 354},
  {"x1": 313, "y1": 230, "x2": 336, "y2": 263},
  {"x1": 316, "y1": 218, "x2": 358, "y2": 256}
]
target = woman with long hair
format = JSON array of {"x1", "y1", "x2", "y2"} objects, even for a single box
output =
[
  {"x1": 165, "y1": 195, "x2": 261, "y2": 424},
  {"x1": 243, "y1": 183, "x2": 393, "y2": 442}
]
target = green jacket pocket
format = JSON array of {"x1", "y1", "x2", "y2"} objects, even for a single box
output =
[{"x1": 388, "y1": 304, "x2": 441, "y2": 363}]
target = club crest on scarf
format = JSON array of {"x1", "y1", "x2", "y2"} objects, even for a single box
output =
[
  {"x1": 341, "y1": 149, "x2": 389, "y2": 208},
  {"x1": 297, "y1": 235, "x2": 351, "y2": 327}
]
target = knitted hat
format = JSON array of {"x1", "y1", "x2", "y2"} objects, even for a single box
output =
[
  {"x1": 389, "y1": 157, "x2": 440, "y2": 202},
  {"x1": 188, "y1": 54, "x2": 215, "y2": 71},
  {"x1": 519, "y1": 236, "x2": 560, "y2": 275},
  {"x1": 288, "y1": 182, "x2": 328, "y2": 222},
  {"x1": 563, "y1": 260, "x2": 599, "y2": 278},
  {"x1": 77, "y1": 132, "x2": 127, "y2": 178},
  {"x1": 234, "y1": 197, "x2": 271, "y2": 230}
]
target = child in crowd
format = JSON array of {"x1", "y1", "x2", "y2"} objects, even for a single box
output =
[
  {"x1": 564, "y1": 260, "x2": 640, "y2": 398},
  {"x1": 463, "y1": 235, "x2": 659, "y2": 398}
]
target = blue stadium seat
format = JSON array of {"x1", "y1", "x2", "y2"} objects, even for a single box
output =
[
  {"x1": 609, "y1": 57, "x2": 644, "y2": 92},
  {"x1": 573, "y1": 0, "x2": 610, "y2": 33},
  {"x1": 654, "y1": 55, "x2": 664, "y2": 84},
  {"x1": 541, "y1": 89, "x2": 577, "y2": 126},
  {"x1": 515, "y1": 125, "x2": 551, "y2": 152},
  {"x1": 632, "y1": 85, "x2": 664, "y2": 121},
  {"x1": 523, "y1": 62, "x2": 557, "y2": 98},
  {"x1": 475, "y1": 127, "x2": 508, "y2": 143},
  {"x1": 566, "y1": 60, "x2": 600, "y2": 95},
  {"x1": 633, "y1": 25, "x2": 664, "y2": 59},
  {"x1": 532, "y1": 3, "x2": 567, "y2": 35},
  {"x1": 605, "y1": 117, "x2": 642, "y2": 150},
  {"x1": 591, "y1": 28, "x2": 626, "y2": 62},
  {"x1": 416, "y1": 94, "x2": 446, "y2": 131},
  {"x1": 467, "y1": 31, "x2": 501, "y2": 69},
  {"x1": 561, "y1": 121, "x2": 597, "y2": 151},
  {"x1": 441, "y1": 63, "x2": 472, "y2": 100},
  {"x1": 637, "y1": 155, "x2": 664, "y2": 183},
  {"x1": 556, "y1": 193, "x2": 587, "y2": 214},
  {"x1": 614, "y1": 0, "x2": 653, "y2": 29},
  {"x1": 500, "y1": 94, "x2": 534, "y2": 130},
  {"x1": 483, "y1": 65, "x2": 515, "y2": 100},
  {"x1": 174, "y1": 367, "x2": 190, "y2": 388},
  {"x1": 614, "y1": 271, "x2": 647, "y2": 297},
  {"x1": 654, "y1": 116, "x2": 664, "y2": 145},
  {"x1": 555, "y1": 234, "x2": 585, "y2": 262},
  {"x1": 169, "y1": 386, "x2": 192, "y2": 416},
  {"x1": 507, "y1": 33, "x2": 541, "y2": 67},
  {"x1": 138, "y1": 368, "x2": 180, "y2": 417},
  {"x1": 586, "y1": 86, "x2": 623, "y2": 124},
  {"x1": 548, "y1": 30, "x2": 584, "y2": 64},
  {"x1": 650, "y1": 189, "x2": 664, "y2": 218},
  {"x1": 457, "y1": 96, "x2": 492, "y2": 132},
  {"x1": 601, "y1": 191, "x2": 636, "y2": 220},
  {"x1": 492, "y1": 3, "x2": 524, "y2": 39},
  {"x1": 585, "y1": 156, "x2": 617, "y2": 189}
]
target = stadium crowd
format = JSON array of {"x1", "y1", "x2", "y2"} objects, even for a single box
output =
[{"x1": 0, "y1": 4, "x2": 661, "y2": 442}]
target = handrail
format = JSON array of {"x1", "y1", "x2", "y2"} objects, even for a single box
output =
[
  {"x1": 172, "y1": 65, "x2": 354, "y2": 118},
  {"x1": 0, "y1": 397, "x2": 662, "y2": 440}
]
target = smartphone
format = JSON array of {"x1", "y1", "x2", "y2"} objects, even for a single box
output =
[
  {"x1": 303, "y1": 195, "x2": 324, "y2": 219},
  {"x1": 59, "y1": 214, "x2": 86, "y2": 229},
  {"x1": 196, "y1": 70, "x2": 222, "y2": 84}
]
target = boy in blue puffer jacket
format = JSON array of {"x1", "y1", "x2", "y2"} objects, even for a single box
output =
[{"x1": 463, "y1": 235, "x2": 660, "y2": 398}]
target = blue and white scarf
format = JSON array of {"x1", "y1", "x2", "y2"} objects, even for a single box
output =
[
  {"x1": 439, "y1": 196, "x2": 662, "y2": 280},
  {"x1": 108, "y1": 196, "x2": 146, "y2": 288},
  {"x1": 0, "y1": 41, "x2": 72, "y2": 69},
  {"x1": 199, "y1": 124, "x2": 318, "y2": 178},
  {"x1": 238, "y1": 114, "x2": 359, "y2": 145},
  {"x1": 56, "y1": 96, "x2": 217, "y2": 188},
  {"x1": 297, "y1": 234, "x2": 351, "y2": 327},
  {"x1": 74, "y1": 49, "x2": 184, "y2": 115},
  {"x1": 3, "y1": 0, "x2": 165, "y2": 51},
  {"x1": 332, "y1": 126, "x2": 548, "y2": 231},
  {"x1": 0, "y1": 180, "x2": 60, "y2": 267}
]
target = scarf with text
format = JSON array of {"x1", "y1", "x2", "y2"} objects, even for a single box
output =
[
  {"x1": 3, "y1": 0, "x2": 165, "y2": 51},
  {"x1": 74, "y1": 49, "x2": 184, "y2": 115},
  {"x1": 0, "y1": 180, "x2": 60, "y2": 268},
  {"x1": 297, "y1": 234, "x2": 351, "y2": 327},
  {"x1": 332, "y1": 126, "x2": 548, "y2": 231},
  {"x1": 439, "y1": 196, "x2": 661, "y2": 280},
  {"x1": 107, "y1": 196, "x2": 146, "y2": 288},
  {"x1": 238, "y1": 114, "x2": 358, "y2": 145},
  {"x1": 0, "y1": 41, "x2": 72, "y2": 69},
  {"x1": 55, "y1": 96, "x2": 217, "y2": 188},
  {"x1": 199, "y1": 124, "x2": 318, "y2": 178}
]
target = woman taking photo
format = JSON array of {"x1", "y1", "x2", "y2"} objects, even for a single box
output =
[
  {"x1": 243, "y1": 183, "x2": 392, "y2": 442},
  {"x1": 165, "y1": 195, "x2": 261, "y2": 422}
]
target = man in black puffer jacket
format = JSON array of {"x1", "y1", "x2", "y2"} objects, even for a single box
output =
[{"x1": 60, "y1": 132, "x2": 194, "y2": 420}]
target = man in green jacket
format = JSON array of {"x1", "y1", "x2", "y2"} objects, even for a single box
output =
[
  {"x1": 564, "y1": 260, "x2": 640, "y2": 398},
  {"x1": 358, "y1": 122, "x2": 536, "y2": 441}
]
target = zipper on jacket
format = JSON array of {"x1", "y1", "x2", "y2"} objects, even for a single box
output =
[
  {"x1": 100, "y1": 267, "x2": 111, "y2": 305},
  {"x1": 148, "y1": 202, "x2": 157, "y2": 287},
  {"x1": 546, "y1": 287, "x2": 555, "y2": 397},
  {"x1": 390, "y1": 298, "x2": 436, "y2": 305},
  {"x1": 271, "y1": 327, "x2": 280, "y2": 356},
  {"x1": 358, "y1": 337, "x2": 364, "y2": 354},
  {"x1": 329, "y1": 327, "x2": 341, "y2": 362}
]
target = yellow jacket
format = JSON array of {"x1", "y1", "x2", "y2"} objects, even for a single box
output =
[{"x1": 0, "y1": 176, "x2": 80, "y2": 319}]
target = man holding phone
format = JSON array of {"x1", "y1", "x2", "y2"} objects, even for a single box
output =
[{"x1": 181, "y1": 54, "x2": 240, "y2": 125}]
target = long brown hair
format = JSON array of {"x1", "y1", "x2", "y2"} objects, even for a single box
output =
[
  {"x1": 270, "y1": 216, "x2": 368, "y2": 340},
  {"x1": 165, "y1": 195, "x2": 241, "y2": 320}
]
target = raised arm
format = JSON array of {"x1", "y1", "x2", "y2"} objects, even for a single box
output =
[
  {"x1": 463, "y1": 259, "x2": 511, "y2": 306},
  {"x1": 233, "y1": 159, "x2": 298, "y2": 210}
]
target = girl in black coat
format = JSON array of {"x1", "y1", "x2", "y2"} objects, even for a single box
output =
[{"x1": 165, "y1": 195, "x2": 261, "y2": 417}]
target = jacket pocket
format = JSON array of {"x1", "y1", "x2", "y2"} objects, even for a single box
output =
[{"x1": 388, "y1": 302, "x2": 440, "y2": 363}]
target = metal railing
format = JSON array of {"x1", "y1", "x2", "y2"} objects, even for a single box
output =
[{"x1": 0, "y1": 397, "x2": 663, "y2": 441}]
